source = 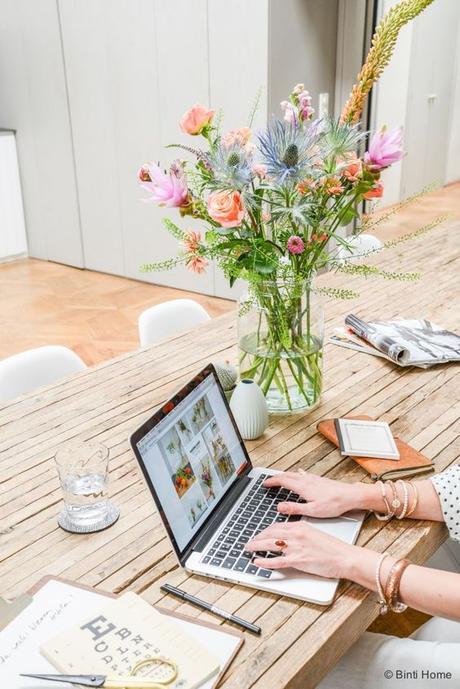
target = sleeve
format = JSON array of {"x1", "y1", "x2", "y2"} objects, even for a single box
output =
[{"x1": 430, "y1": 465, "x2": 460, "y2": 543}]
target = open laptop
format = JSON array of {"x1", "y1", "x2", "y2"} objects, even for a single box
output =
[{"x1": 130, "y1": 364, "x2": 365, "y2": 605}]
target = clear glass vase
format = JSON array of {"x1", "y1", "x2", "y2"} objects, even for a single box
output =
[{"x1": 238, "y1": 278, "x2": 324, "y2": 413}]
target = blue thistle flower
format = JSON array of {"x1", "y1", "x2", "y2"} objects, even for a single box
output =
[
  {"x1": 257, "y1": 118, "x2": 323, "y2": 185},
  {"x1": 206, "y1": 141, "x2": 253, "y2": 190}
]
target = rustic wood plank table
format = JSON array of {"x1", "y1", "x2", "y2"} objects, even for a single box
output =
[{"x1": 1, "y1": 223, "x2": 459, "y2": 689}]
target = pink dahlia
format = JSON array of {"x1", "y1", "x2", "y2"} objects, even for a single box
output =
[{"x1": 287, "y1": 235, "x2": 305, "y2": 255}]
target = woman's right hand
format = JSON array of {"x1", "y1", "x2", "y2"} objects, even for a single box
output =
[{"x1": 263, "y1": 470, "x2": 375, "y2": 518}]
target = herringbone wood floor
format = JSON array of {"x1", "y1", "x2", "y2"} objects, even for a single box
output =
[
  {"x1": 1, "y1": 182, "x2": 458, "y2": 366},
  {"x1": 0, "y1": 260, "x2": 234, "y2": 365}
]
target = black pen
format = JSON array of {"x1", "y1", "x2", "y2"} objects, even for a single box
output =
[{"x1": 160, "y1": 583, "x2": 261, "y2": 635}]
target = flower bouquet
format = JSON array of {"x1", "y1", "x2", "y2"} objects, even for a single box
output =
[
  {"x1": 139, "y1": 0, "x2": 442, "y2": 413},
  {"x1": 199, "y1": 458, "x2": 215, "y2": 501}
]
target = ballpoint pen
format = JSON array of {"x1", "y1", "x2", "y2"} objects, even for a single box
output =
[{"x1": 160, "y1": 583, "x2": 262, "y2": 635}]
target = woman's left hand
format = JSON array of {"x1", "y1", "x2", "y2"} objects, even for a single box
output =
[{"x1": 246, "y1": 521, "x2": 356, "y2": 579}]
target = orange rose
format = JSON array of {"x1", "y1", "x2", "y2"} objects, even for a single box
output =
[
  {"x1": 207, "y1": 190, "x2": 246, "y2": 228},
  {"x1": 180, "y1": 104, "x2": 215, "y2": 135},
  {"x1": 364, "y1": 181, "x2": 384, "y2": 199}
]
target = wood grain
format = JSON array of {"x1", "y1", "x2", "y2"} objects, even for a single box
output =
[{"x1": 0, "y1": 218, "x2": 459, "y2": 689}]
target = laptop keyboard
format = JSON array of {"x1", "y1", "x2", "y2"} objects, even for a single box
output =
[{"x1": 200, "y1": 473, "x2": 306, "y2": 578}]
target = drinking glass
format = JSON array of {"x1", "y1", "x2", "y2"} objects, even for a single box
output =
[{"x1": 55, "y1": 440, "x2": 118, "y2": 532}]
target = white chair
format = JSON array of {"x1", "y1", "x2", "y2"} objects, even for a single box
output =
[
  {"x1": 138, "y1": 298, "x2": 211, "y2": 346},
  {"x1": 0, "y1": 345, "x2": 87, "y2": 402}
]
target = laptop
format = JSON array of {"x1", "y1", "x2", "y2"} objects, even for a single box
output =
[{"x1": 130, "y1": 364, "x2": 365, "y2": 605}]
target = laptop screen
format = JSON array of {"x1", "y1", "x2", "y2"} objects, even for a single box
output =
[{"x1": 135, "y1": 371, "x2": 249, "y2": 553}]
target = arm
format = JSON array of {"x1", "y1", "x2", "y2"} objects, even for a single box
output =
[
  {"x1": 245, "y1": 470, "x2": 460, "y2": 620},
  {"x1": 246, "y1": 521, "x2": 460, "y2": 621},
  {"x1": 353, "y1": 478, "x2": 444, "y2": 521},
  {"x1": 260, "y1": 471, "x2": 444, "y2": 521},
  {"x1": 347, "y1": 547, "x2": 460, "y2": 620}
]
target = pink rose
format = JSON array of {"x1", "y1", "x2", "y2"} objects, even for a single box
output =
[
  {"x1": 222, "y1": 127, "x2": 252, "y2": 148},
  {"x1": 252, "y1": 163, "x2": 267, "y2": 179},
  {"x1": 180, "y1": 104, "x2": 215, "y2": 135},
  {"x1": 207, "y1": 190, "x2": 246, "y2": 228}
]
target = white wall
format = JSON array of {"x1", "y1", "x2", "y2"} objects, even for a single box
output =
[
  {"x1": 268, "y1": 0, "x2": 338, "y2": 118},
  {"x1": 0, "y1": 132, "x2": 27, "y2": 259},
  {"x1": 446, "y1": 17, "x2": 460, "y2": 184}
]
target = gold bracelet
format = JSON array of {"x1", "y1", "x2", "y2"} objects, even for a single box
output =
[
  {"x1": 373, "y1": 481, "x2": 394, "y2": 521},
  {"x1": 387, "y1": 480, "x2": 402, "y2": 516},
  {"x1": 384, "y1": 558, "x2": 411, "y2": 613},
  {"x1": 396, "y1": 480, "x2": 409, "y2": 519},
  {"x1": 375, "y1": 553, "x2": 390, "y2": 615},
  {"x1": 405, "y1": 481, "x2": 419, "y2": 517}
]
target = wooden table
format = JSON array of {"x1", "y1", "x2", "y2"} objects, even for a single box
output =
[{"x1": 1, "y1": 222, "x2": 459, "y2": 688}]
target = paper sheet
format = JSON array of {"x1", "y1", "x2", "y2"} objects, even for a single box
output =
[{"x1": 0, "y1": 580, "x2": 241, "y2": 689}]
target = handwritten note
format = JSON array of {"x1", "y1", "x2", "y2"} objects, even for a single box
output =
[{"x1": 0, "y1": 580, "x2": 102, "y2": 688}]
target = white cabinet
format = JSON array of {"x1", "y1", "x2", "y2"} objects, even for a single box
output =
[
  {"x1": 0, "y1": 0, "x2": 84, "y2": 267},
  {"x1": 0, "y1": 132, "x2": 27, "y2": 259}
]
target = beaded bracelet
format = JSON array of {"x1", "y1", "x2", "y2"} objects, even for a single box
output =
[
  {"x1": 405, "y1": 481, "x2": 419, "y2": 517},
  {"x1": 395, "y1": 479, "x2": 409, "y2": 519}
]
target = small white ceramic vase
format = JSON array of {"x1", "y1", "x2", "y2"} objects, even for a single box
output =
[
  {"x1": 336, "y1": 233, "x2": 383, "y2": 264},
  {"x1": 230, "y1": 379, "x2": 268, "y2": 440}
]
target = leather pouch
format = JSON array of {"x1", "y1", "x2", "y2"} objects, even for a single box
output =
[{"x1": 317, "y1": 415, "x2": 434, "y2": 481}]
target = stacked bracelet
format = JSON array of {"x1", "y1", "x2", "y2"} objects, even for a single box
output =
[
  {"x1": 384, "y1": 558, "x2": 411, "y2": 612},
  {"x1": 375, "y1": 553, "x2": 390, "y2": 615},
  {"x1": 372, "y1": 480, "x2": 418, "y2": 521},
  {"x1": 405, "y1": 482, "x2": 419, "y2": 517},
  {"x1": 374, "y1": 481, "x2": 395, "y2": 521},
  {"x1": 375, "y1": 555, "x2": 411, "y2": 615},
  {"x1": 395, "y1": 480, "x2": 409, "y2": 519}
]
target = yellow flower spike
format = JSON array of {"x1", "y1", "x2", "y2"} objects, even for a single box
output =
[{"x1": 340, "y1": 0, "x2": 434, "y2": 125}]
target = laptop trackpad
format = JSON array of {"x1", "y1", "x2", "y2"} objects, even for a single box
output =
[{"x1": 301, "y1": 510, "x2": 365, "y2": 542}]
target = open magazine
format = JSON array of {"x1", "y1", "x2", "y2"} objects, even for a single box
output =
[{"x1": 330, "y1": 315, "x2": 460, "y2": 368}]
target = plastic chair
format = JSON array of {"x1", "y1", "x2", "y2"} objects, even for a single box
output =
[
  {"x1": 0, "y1": 345, "x2": 87, "y2": 402},
  {"x1": 138, "y1": 298, "x2": 211, "y2": 346}
]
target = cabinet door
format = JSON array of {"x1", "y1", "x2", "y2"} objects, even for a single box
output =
[
  {"x1": 401, "y1": 0, "x2": 459, "y2": 198},
  {"x1": 0, "y1": 0, "x2": 83, "y2": 267},
  {"x1": 58, "y1": 0, "x2": 214, "y2": 294}
]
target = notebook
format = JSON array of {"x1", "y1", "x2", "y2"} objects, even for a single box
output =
[
  {"x1": 0, "y1": 578, "x2": 243, "y2": 689},
  {"x1": 317, "y1": 415, "x2": 434, "y2": 481}
]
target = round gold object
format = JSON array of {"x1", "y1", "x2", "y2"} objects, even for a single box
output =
[{"x1": 129, "y1": 656, "x2": 178, "y2": 688}]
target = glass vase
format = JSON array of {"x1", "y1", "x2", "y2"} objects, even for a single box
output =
[{"x1": 238, "y1": 278, "x2": 324, "y2": 413}]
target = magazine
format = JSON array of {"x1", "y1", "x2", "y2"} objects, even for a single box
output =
[{"x1": 330, "y1": 315, "x2": 460, "y2": 367}]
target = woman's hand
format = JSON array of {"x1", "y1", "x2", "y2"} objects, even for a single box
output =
[
  {"x1": 264, "y1": 471, "x2": 374, "y2": 518},
  {"x1": 246, "y1": 521, "x2": 358, "y2": 579}
]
